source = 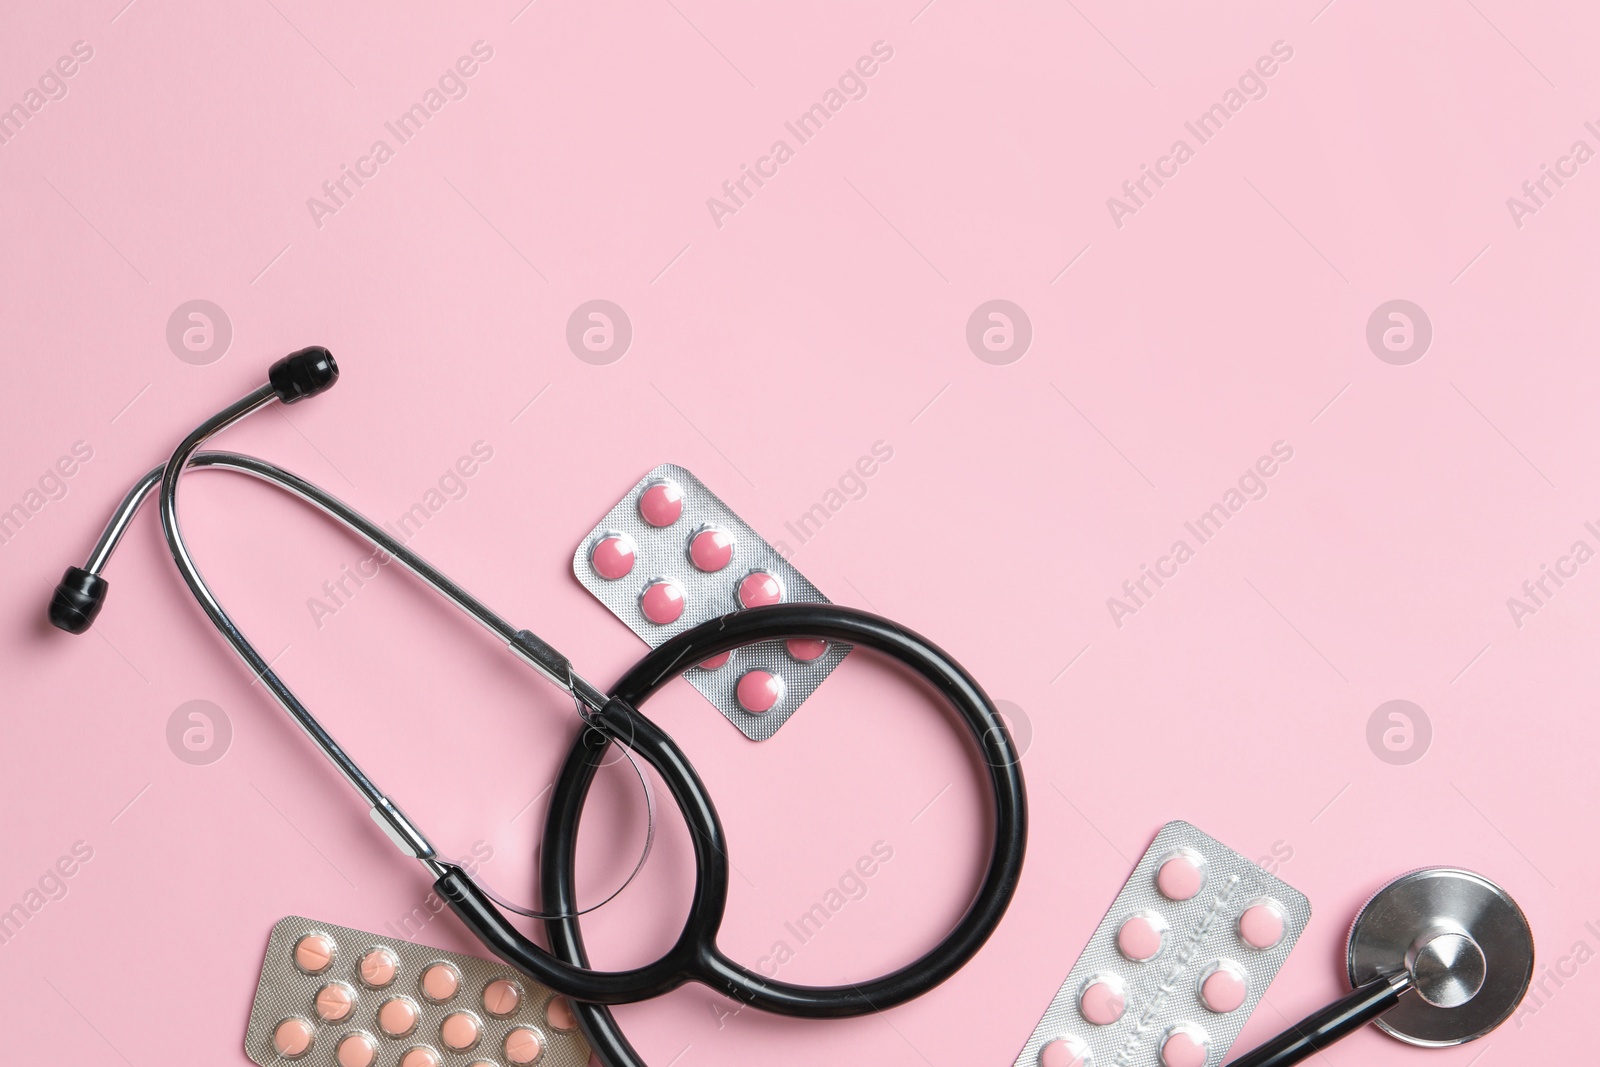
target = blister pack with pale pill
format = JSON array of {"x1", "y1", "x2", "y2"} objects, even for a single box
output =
[
  {"x1": 573, "y1": 462, "x2": 849, "y2": 740},
  {"x1": 1012, "y1": 821, "x2": 1310, "y2": 1067},
  {"x1": 245, "y1": 916, "x2": 591, "y2": 1067}
]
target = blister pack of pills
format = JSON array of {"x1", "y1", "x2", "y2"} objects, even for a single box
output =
[
  {"x1": 245, "y1": 916, "x2": 591, "y2": 1067},
  {"x1": 572, "y1": 462, "x2": 849, "y2": 740},
  {"x1": 1012, "y1": 821, "x2": 1310, "y2": 1067}
]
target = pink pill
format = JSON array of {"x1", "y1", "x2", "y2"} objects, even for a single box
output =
[
  {"x1": 273, "y1": 1017, "x2": 315, "y2": 1058},
  {"x1": 639, "y1": 579, "x2": 685, "y2": 625},
  {"x1": 638, "y1": 481, "x2": 683, "y2": 527},
  {"x1": 379, "y1": 997, "x2": 421, "y2": 1037},
  {"x1": 483, "y1": 979, "x2": 522, "y2": 1017},
  {"x1": 1239, "y1": 900, "x2": 1286, "y2": 950},
  {"x1": 504, "y1": 1027, "x2": 544, "y2": 1065},
  {"x1": 315, "y1": 982, "x2": 355, "y2": 1022},
  {"x1": 1160, "y1": 1025, "x2": 1209, "y2": 1067},
  {"x1": 293, "y1": 933, "x2": 335, "y2": 974},
  {"x1": 1157, "y1": 850, "x2": 1206, "y2": 901},
  {"x1": 1117, "y1": 912, "x2": 1168, "y2": 962},
  {"x1": 440, "y1": 1012, "x2": 482, "y2": 1051},
  {"x1": 696, "y1": 651, "x2": 732, "y2": 671},
  {"x1": 589, "y1": 535, "x2": 635, "y2": 580},
  {"x1": 421, "y1": 963, "x2": 460, "y2": 1002},
  {"x1": 737, "y1": 571, "x2": 783, "y2": 609},
  {"x1": 786, "y1": 638, "x2": 828, "y2": 662},
  {"x1": 546, "y1": 995, "x2": 578, "y2": 1031},
  {"x1": 689, "y1": 526, "x2": 735, "y2": 572},
  {"x1": 736, "y1": 670, "x2": 783, "y2": 714},
  {"x1": 1078, "y1": 976, "x2": 1126, "y2": 1026},
  {"x1": 400, "y1": 1049, "x2": 442, "y2": 1067},
  {"x1": 336, "y1": 1031, "x2": 377, "y2": 1067},
  {"x1": 1201, "y1": 962, "x2": 1248, "y2": 1013},
  {"x1": 1038, "y1": 1034, "x2": 1092, "y2": 1067},
  {"x1": 359, "y1": 947, "x2": 398, "y2": 987}
]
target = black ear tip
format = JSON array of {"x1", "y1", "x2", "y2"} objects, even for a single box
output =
[
  {"x1": 49, "y1": 567, "x2": 108, "y2": 634},
  {"x1": 269, "y1": 346, "x2": 338, "y2": 404}
]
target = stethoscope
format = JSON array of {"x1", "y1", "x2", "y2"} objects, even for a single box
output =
[{"x1": 48, "y1": 347, "x2": 1028, "y2": 1067}]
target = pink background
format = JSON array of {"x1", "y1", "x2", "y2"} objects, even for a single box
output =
[{"x1": 2, "y1": 1, "x2": 1596, "y2": 1064}]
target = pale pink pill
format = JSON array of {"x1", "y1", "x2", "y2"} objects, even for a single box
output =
[
  {"x1": 640, "y1": 579, "x2": 685, "y2": 625},
  {"x1": 421, "y1": 963, "x2": 460, "y2": 1002},
  {"x1": 696, "y1": 651, "x2": 732, "y2": 671},
  {"x1": 380, "y1": 997, "x2": 421, "y2": 1037},
  {"x1": 1078, "y1": 977, "x2": 1126, "y2": 1026},
  {"x1": 689, "y1": 526, "x2": 735, "y2": 572},
  {"x1": 786, "y1": 638, "x2": 828, "y2": 662},
  {"x1": 1038, "y1": 1034, "x2": 1092, "y2": 1067},
  {"x1": 736, "y1": 670, "x2": 783, "y2": 713},
  {"x1": 359, "y1": 947, "x2": 399, "y2": 987},
  {"x1": 400, "y1": 1048, "x2": 442, "y2": 1067},
  {"x1": 1239, "y1": 901, "x2": 1286, "y2": 949},
  {"x1": 1157, "y1": 850, "x2": 1206, "y2": 901},
  {"x1": 294, "y1": 933, "x2": 335, "y2": 974},
  {"x1": 589, "y1": 535, "x2": 635, "y2": 580},
  {"x1": 483, "y1": 979, "x2": 523, "y2": 1017},
  {"x1": 273, "y1": 1017, "x2": 315, "y2": 1058},
  {"x1": 738, "y1": 571, "x2": 783, "y2": 608},
  {"x1": 337, "y1": 1031, "x2": 377, "y2": 1067},
  {"x1": 315, "y1": 982, "x2": 355, "y2": 1022},
  {"x1": 1160, "y1": 1026, "x2": 1209, "y2": 1067},
  {"x1": 1117, "y1": 912, "x2": 1168, "y2": 962},
  {"x1": 504, "y1": 1027, "x2": 544, "y2": 1064},
  {"x1": 546, "y1": 996, "x2": 578, "y2": 1031},
  {"x1": 638, "y1": 481, "x2": 683, "y2": 527},
  {"x1": 1201, "y1": 963, "x2": 1248, "y2": 1013},
  {"x1": 440, "y1": 1012, "x2": 482, "y2": 1051}
]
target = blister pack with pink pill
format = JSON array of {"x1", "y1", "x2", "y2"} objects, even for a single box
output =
[
  {"x1": 245, "y1": 916, "x2": 591, "y2": 1067},
  {"x1": 1012, "y1": 821, "x2": 1310, "y2": 1067},
  {"x1": 573, "y1": 462, "x2": 849, "y2": 740}
]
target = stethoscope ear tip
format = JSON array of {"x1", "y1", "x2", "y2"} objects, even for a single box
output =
[
  {"x1": 49, "y1": 566, "x2": 107, "y2": 634},
  {"x1": 269, "y1": 347, "x2": 338, "y2": 405}
]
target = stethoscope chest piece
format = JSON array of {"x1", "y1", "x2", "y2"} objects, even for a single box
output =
[{"x1": 1347, "y1": 867, "x2": 1534, "y2": 1047}]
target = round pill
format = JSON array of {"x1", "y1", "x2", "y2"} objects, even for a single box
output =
[
  {"x1": 337, "y1": 1031, "x2": 377, "y2": 1067},
  {"x1": 483, "y1": 979, "x2": 522, "y2": 1017},
  {"x1": 1160, "y1": 1025, "x2": 1209, "y2": 1067},
  {"x1": 545, "y1": 996, "x2": 578, "y2": 1031},
  {"x1": 1038, "y1": 1034, "x2": 1092, "y2": 1067},
  {"x1": 1200, "y1": 962, "x2": 1249, "y2": 1013},
  {"x1": 689, "y1": 526, "x2": 735, "y2": 572},
  {"x1": 1116, "y1": 912, "x2": 1168, "y2": 962},
  {"x1": 359, "y1": 947, "x2": 398, "y2": 987},
  {"x1": 421, "y1": 963, "x2": 460, "y2": 1002},
  {"x1": 737, "y1": 571, "x2": 783, "y2": 609},
  {"x1": 380, "y1": 997, "x2": 421, "y2": 1037},
  {"x1": 273, "y1": 1017, "x2": 315, "y2": 1058},
  {"x1": 639, "y1": 579, "x2": 685, "y2": 625},
  {"x1": 786, "y1": 638, "x2": 828, "y2": 662},
  {"x1": 1239, "y1": 900, "x2": 1286, "y2": 949},
  {"x1": 589, "y1": 535, "x2": 635, "y2": 580},
  {"x1": 696, "y1": 651, "x2": 732, "y2": 671},
  {"x1": 315, "y1": 982, "x2": 355, "y2": 1022},
  {"x1": 293, "y1": 933, "x2": 335, "y2": 974},
  {"x1": 400, "y1": 1048, "x2": 442, "y2": 1067},
  {"x1": 1157, "y1": 850, "x2": 1206, "y2": 901},
  {"x1": 1078, "y1": 976, "x2": 1127, "y2": 1026},
  {"x1": 441, "y1": 1012, "x2": 482, "y2": 1051},
  {"x1": 638, "y1": 481, "x2": 683, "y2": 527},
  {"x1": 505, "y1": 1027, "x2": 544, "y2": 1064},
  {"x1": 736, "y1": 670, "x2": 783, "y2": 714}
]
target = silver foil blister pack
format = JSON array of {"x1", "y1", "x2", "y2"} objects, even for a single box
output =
[
  {"x1": 572, "y1": 462, "x2": 848, "y2": 740},
  {"x1": 245, "y1": 915, "x2": 591, "y2": 1067},
  {"x1": 1012, "y1": 821, "x2": 1310, "y2": 1067}
]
